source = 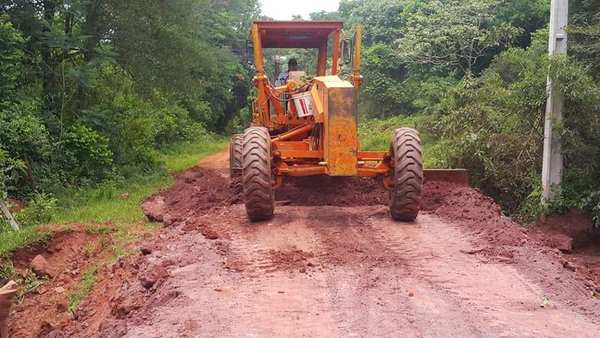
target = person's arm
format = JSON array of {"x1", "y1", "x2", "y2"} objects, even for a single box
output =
[{"x1": 275, "y1": 72, "x2": 288, "y2": 86}]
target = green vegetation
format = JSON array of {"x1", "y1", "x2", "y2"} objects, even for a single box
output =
[
  {"x1": 337, "y1": 0, "x2": 600, "y2": 222},
  {"x1": 52, "y1": 139, "x2": 226, "y2": 225},
  {"x1": 0, "y1": 138, "x2": 225, "y2": 313},
  {"x1": 0, "y1": 139, "x2": 226, "y2": 257},
  {"x1": 67, "y1": 265, "x2": 98, "y2": 314},
  {"x1": 0, "y1": 229, "x2": 50, "y2": 258},
  {"x1": 0, "y1": 260, "x2": 16, "y2": 282},
  {"x1": 0, "y1": 0, "x2": 252, "y2": 251},
  {"x1": 358, "y1": 115, "x2": 443, "y2": 169},
  {"x1": 0, "y1": 0, "x2": 257, "y2": 210}
]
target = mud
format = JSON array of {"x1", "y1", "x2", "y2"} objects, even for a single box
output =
[{"x1": 7, "y1": 151, "x2": 600, "y2": 337}]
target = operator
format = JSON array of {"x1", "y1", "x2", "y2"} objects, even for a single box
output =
[{"x1": 275, "y1": 58, "x2": 299, "y2": 86}]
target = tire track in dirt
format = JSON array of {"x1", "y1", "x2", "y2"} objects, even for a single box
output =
[
  {"x1": 307, "y1": 207, "x2": 396, "y2": 337},
  {"x1": 306, "y1": 208, "x2": 486, "y2": 337},
  {"x1": 370, "y1": 213, "x2": 600, "y2": 337},
  {"x1": 138, "y1": 209, "x2": 343, "y2": 337}
]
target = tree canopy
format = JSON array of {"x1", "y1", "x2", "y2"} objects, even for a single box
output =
[{"x1": 0, "y1": 0, "x2": 259, "y2": 198}]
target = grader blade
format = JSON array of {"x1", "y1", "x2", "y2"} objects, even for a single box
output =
[{"x1": 424, "y1": 169, "x2": 469, "y2": 186}]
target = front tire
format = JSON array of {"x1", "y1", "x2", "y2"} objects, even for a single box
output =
[
  {"x1": 242, "y1": 127, "x2": 274, "y2": 222},
  {"x1": 229, "y1": 134, "x2": 243, "y2": 178},
  {"x1": 389, "y1": 128, "x2": 423, "y2": 221}
]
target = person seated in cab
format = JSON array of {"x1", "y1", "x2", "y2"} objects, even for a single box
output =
[{"x1": 275, "y1": 58, "x2": 299, "y2": 86}]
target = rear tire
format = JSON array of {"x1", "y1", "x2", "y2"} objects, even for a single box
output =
[
  {"x1": 389, "y1": 128, "x2": 423, "y2": 221},
  {"x1": 242, "y1": 127, "x2": 274, "y2": 222},
  {"x1": 229, "y1": 134, "x2": 243, "y2": 178}
]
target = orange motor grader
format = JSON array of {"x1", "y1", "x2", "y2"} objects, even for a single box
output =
[{"x1": 230, "y1": 21, "x2": 466, "y2": 222}]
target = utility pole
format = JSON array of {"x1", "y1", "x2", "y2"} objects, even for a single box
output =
[{"x1": 542, "y1": 0, "x2": 568, "y2": 202}]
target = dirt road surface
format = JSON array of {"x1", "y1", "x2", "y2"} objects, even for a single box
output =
[{"x1": 49, "y1": 151, "x2": 600, "y2": 337}]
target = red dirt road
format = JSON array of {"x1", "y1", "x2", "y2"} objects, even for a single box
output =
[{"x1": 51, "y1": 151, "x2": 600, "y2": 337}]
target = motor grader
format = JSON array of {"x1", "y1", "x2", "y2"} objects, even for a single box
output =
[{"x1": 230, "y1": 21, "x2": 466, "y2": 222}]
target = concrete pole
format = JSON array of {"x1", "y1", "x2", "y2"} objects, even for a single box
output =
[{"x1": 542, "y1": 0, "x2": 568, "y2": 202}]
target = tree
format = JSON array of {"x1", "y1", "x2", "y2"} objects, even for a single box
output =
[
  {"x1": 398, "y1": 0, "x2": 521, "y2": 75},
  {"x1": 340, "y1": 0, "x2": 409, "y2": 45},
  {"x1": 0, "y1": 0, "x2": 259, "y2": 196},
  {"x1": 569, "y1": 0, "x2": 600, "y2": 78},
  {"x1": 0, "y1": 14, "x2": 24, "y2": 103}
]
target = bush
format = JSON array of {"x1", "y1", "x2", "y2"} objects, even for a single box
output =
[
  {"x1": 17, "y1": 192, "x2": 57, "y2": 226},
  {"x1": 151, "y1": 105, "x2": 208, "y2": 147},
  {"x1": 359, "y1": 114, "x2": 443, "y2": 169},
  {"x1": 0, "y1": 148, "x2": 25, "y2": 200},
  {"x1": 0, "y1": 102, "x2": 53, "y2": 196},
  {"x1": 58, "y1": 124, "x2": 114, "y2": 185},
  {"x1": 428, "y1": 30, "x2": 600, "y2": 221},
  {"x1": 0, "y1": 15, "x2": 24, "y2": 101}
]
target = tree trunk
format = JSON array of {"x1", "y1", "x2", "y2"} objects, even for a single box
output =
[
  {"x1": 82, "y1": 0, "x2": 104, "y2": 63},
  {"x1": 0, "y1": 201, "x2": 19, "y2": 231},
  {"x1": 41, "y1": 0, "x2": 58, "y2": 118},
  {"x1": 76, "y1": 0, "x2": 105, "y2": 112}
]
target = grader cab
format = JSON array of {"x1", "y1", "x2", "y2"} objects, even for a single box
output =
[{"x1": 230, "y1": 21, "x2": 465, "y2": 222}]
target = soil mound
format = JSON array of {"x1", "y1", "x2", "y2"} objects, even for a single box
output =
[
  {"x1": 143, "y1": 167, "x2": 236, "y2": 226},
  {"x1": 6, "y1": 224, "x2": 122, "y2": 338},
  {"x1": 422, "y1": 181, "x2": 527, "y2": 247},
  {"x1": 143, "y1": 168, "x2": 529, "y2": 249},
  {"x1": 275, "y1": 176, "x2": 387, "y2": 206}
]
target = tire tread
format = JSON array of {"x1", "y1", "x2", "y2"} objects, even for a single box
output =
[
  {"x1": 242, "y1": 127, "x2": 274, "y2": 221},
  {"x1": 390, "y1": 128, "x2": 423, "y2": 221}
]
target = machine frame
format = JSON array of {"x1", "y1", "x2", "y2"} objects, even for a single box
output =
[{"x1": 247, "y1": 21, "x2": 392, "y2": 188}]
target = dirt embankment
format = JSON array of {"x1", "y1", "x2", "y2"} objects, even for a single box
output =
[
  {"x1": 6, "y1": 158, "x2": 600, "y2": 337},
  {"x1": 4, "y1": 223, "x2": 148, "y2": 338}
]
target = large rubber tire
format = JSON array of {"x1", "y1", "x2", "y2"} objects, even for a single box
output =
[
  {"x1": 389, "y1": 128, "x2": 423, "y2": 221},
  {"x1": 242, "y1": 127, "x2": 275, "y2": 222},
  {"x1": 229, "y1": 134, "x2": 243, "y2": 178}
]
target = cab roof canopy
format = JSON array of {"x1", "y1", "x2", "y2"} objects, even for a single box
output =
[{"x1": 253, "y1": 21, "x2": 344, "y2": 49}]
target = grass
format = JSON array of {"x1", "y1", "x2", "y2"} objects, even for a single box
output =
[
  {"x1": 0, "y1": 226, "x2": 50, "y2": 258},
  {"x1": 0, "y1": 138, "x2": 227, "y2": 257},
  {"x1": 0, "y1": 260, "x2": 16, "y2": 282},
  {"x1": 157, "y1": 140, "x2": 227, "y2": 173},
  {"x1": 358, "y1": 114, "x2": 444, "y2": 168},
  {"x1": 51, "y1": 138, "x2": 226, "y2": 225},
  {"x1": 67, "y1": 265, "x2": 98, "y2": 313}
]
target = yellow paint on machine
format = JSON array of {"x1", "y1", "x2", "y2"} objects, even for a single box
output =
[
  {"x1": 314, "y1": 76, "x2": 358, "y2": 176},
  {"x1": 327, "y1": 116, "x2": 358, "y2": 175}
]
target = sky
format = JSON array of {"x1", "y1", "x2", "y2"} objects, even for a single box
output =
[{"x1": 260, "y1": 0, "x2": 340, "y2": 20}]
